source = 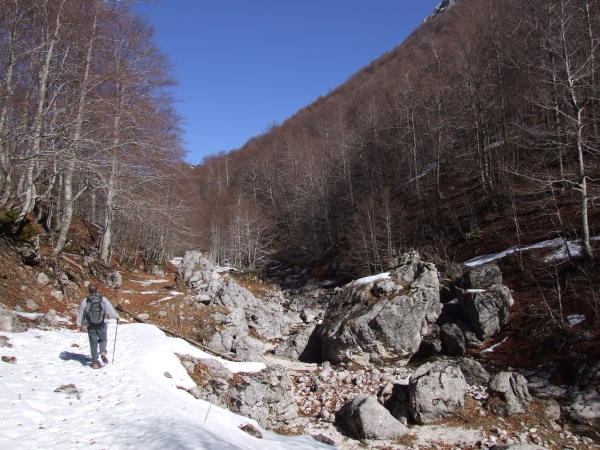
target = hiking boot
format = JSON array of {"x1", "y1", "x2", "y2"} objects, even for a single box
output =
[
  {"x1": 91, "y1": 363, "x2": 100, "y2": 369},
  {"x1": 101, "y1": 352, "x2": 108, "y2": 365}
]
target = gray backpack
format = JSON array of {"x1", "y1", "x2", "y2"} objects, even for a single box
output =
[{"x1": 85, "y1": 293, "x2": 106, "y2": 326}]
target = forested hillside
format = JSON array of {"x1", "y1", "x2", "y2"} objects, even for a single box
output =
[
  {"x1": 185, "y1": 0, "x2": 600, "y2": 277},
  {"x1": 0, "y1": 0, "x2": 188, "y2": 264}
]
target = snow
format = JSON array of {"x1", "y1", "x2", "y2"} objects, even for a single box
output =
[
  {"x1": 170, "y1": 257, "x2": 183, "y2": 267},
  {"x1": 215, "y1": 266, "x2": 236, "y2": 273},
  {"x1": 140, "y1": 291, "x2": 161, "y2": 295},
  {"x1": 465, "y1": 289, "x2": 486, "y2": 293},
  {"x1": 355, "y1": 272, "x2": 390, "y2": 285},
  {"x1": 14, "y1": 312, "x2": 44, "y2": 320},
  {"x1": 130, "y1": 279, "x2": 169, "y2": 287},
  {"x1": 567, "y1": 314, "x2": 586, "y2": 327},
  {"x1": 464, "y1": 236, "x2": 600, "y2": 267},
  {"x1": 481, "y1": 337, "x2": 508, "y2": 353},
  {"x1": 148, "y1": 297, "x2": 173, "y2": 306},
  {"x1": 0, "y1": 323, "x2": 329, "y2": 450}
]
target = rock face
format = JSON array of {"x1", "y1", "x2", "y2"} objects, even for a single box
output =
[
  {"x1": 456, "y1": 262, "x2": 513, "y2": 340},
  {"x1": 0, "y1": 303, "x2": 24, "y2": 332},
  {"x1": 227, "y1": 365, "x2": 298, "y2": 429},
  {"x1": 569, "y1": 386, "x2": 600, "y2": 423},
  {"x1": 274, "y1": 324, "x2": 322, "y2": 362},
  {"x1": 488, "y1": 372, "x2": 532, "y2": 416},
  {"x1": 175, "y1": 252, "x2": 291, "y2": 360},
  {"x1": 319, "y1": 253, "x2": 442, "y2": 366},
  {"x1": 409, "y1": 361, "x2": 467, "y2": 424},
  {"x1": 336, "y1": 395, "x2": 408, "y2": 440}
]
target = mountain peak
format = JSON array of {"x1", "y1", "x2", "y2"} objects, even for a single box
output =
[{"x1": 424, "y1": 0, "x2": 460, "y2": 22}]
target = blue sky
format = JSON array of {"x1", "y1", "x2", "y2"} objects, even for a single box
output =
[{"x1": 135, "y1": 0, "x2": 442, "y2": 164}]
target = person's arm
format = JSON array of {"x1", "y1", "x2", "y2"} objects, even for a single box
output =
[
  {"x1": 103, "y1": 298, "x2": 120, "y2": 320},
  {"x1": 76, "y1": 299, "x2": 87, "y2": 328}
]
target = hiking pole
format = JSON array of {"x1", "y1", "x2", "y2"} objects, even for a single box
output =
[{"x1": 111, "y1": 318, "x2": 119, "y2": 364}]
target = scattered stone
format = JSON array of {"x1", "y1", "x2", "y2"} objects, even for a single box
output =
[
  {"x1": 50, "y1": 290, "x2": 64, "y2": 302},
  {"x1": 409, "y1": 361, "x2": 467, "y2": 424},
  {"x1": 238, "y1": 423, "x2": 262, "y2": 439},
  {"x1": 300, "y1": 308, "x2": 317, "y2": 323},
  {"x1": 336, "y1": 394, "x2": 409, "y2": 440},
  {"x1": 36, "y1": 272, "x2": 50, "y2": 286},
  {"x1": 0, "y1": 335, "x2": 11, "y2": 347},
  {"x1": 0, "y1": 303, "x2": 25, "y2": 332},
  {"x1": 137, "y1": 313, "x2": 150, "y2": 320},
  {"x1": 157, "y1": 310, "x2": 167, "y2": 318},
  {"x1": 456, "y1": 357, "x2": 491, "y2": 386},
  {"x1": 489, "y1": 445, "x2": 548, "y2": 449},
  {"x1": 25, "y1": 299, "x2": 39, "y2": 312},
  {"x1": 569, "y1": 386, "x2": 600, "y2": 423},
  {"x1": 311, "y1": 434, "x2": 335, "y2": 446},
  {"x1": 164, "y1": 372, "x2": 172, "y2": 378},
  {"x1": 2, "y1": 355, "x2": 16, "y2": 364},
  {"x1": 145, "y1": 264, "x2": 165, "y2": 277}
]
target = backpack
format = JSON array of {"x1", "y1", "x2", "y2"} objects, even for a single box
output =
[{"x1": 85, "y1": 293, "x2": 106, "y2": 327}]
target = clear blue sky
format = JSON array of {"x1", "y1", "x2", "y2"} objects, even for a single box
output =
[{"x1": 135, "y1": 0, "x2": 442, "y2": 165}]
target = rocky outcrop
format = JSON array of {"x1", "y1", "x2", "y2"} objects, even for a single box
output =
[
  {"x1": 319, "y1": 252, "x2": 442, "y2": 366},
  {"x1": 488, "y1": 372, "x2": 532, "y2": 416},
  {"x1": 0, "y1": 303, "x2": 24, "y2": 332},
  {"x1": 336, "y1": 395, "x2": 408, "y2": 440},
  {"x1": 440, "y1": 322, "x2": 467, "y2": 356},
  {"x1": 409, "y1": 361, "x2": 467, "y2": 424},
  {"x1": 568, "y1": 386, "x2": 600, "y2": 423},
  {"x1": 227, "y1": 365, "x2": 298, "y2": 429},
  {"x1": 274, "y1": 324, "x2": 322, "y2": 362}
]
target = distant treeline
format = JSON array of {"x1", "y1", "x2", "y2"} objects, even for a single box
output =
[{"x1": 184, "y1": 0, "x2": 600, "y2": 274}]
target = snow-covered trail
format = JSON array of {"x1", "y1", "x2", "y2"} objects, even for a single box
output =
[{"x1": 0, "y1": 323, "x2": 330, "y2": 450}]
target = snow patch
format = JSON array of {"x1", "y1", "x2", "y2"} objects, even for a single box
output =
[
  {"x1": 481, "y1": 337, "x2": 508, "y2": 353},
  {"x1": 567, "y1": 314, "x2": 586, "y2": 327},
  {"x1": 355, "y1": 272, "x2": 391, "y2": 285},
  {"x1": 131, "y1": 279, "x2": 169, "y2": 286}
]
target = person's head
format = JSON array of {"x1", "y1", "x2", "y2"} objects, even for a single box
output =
[{"x1": 88, "y1": 283, "x2": 99, "y2": 294}]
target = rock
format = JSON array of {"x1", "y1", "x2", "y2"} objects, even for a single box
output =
[
  {"x1": 440, "y1": 323, "x2": 467, "y2": 356},
  {"x1": 164, "y1": 371, "x2": 172, "y2": 378},
  {"x1": 490, "y1": 445, "x2": 548, "y2": 450},
  {"x1": 464, "y1": 331, "x2": 485, "y2": 349},
  {"x1": 137, "y1": 313, "x2": 149, "y2": 320},
  {"x1": 488, "y1": 372, "x2": 532, "y2": 416},
  {"x1": 106, "y1": 270, "x2": 122, "y2": 289},
  {"x1": 336, "y1": 394, "x2": 409, "y2": 440},
  {"x1": 0, "y1": 335, "x2": 11, "y2": 347},
  {"x1": 228, "y1": 365, "x2": 298, "y2": 429},
  {"x1": 196, "y1": 357, "x2": 233, "y2": 380},
  {"x1": 246, "y1": 303, "x2": 291, "y2": 340},
  {"x1": 187, "y1": 385, "x2": 226, "y2": 407},
  {"x1": 569, "y1": 386, "x2": 600, "y2": 422},
  {"x1": 50, "y1": 290, "x2": 64, "y2": 302},
  {"x1": 238, "y1": 423, "x2": 262, "y2": 439},
  {"x1": 463, "y1": 262, "x2": 503, "y2": 289},
  {"x1": 2, "y1": 355, "x2": 17, "y2": 364},
  {"x1": 145, "y1": 264, "x2": 165, "y2": 277},
  {"x1": 419, "y1": 324, "x2": 442, "y2": 356},
  {"x1": 457, "y1": 285, "x2": 513, "y2": 340},
  {"x1": 233, "y1": 335, "x2": 266, "y2": 362},
  {"x1": 37, "y1": 272, "x2": 50, "y2": 286},
  {"x1": 195, "y1": 294, "x2": 211, "y2": 305},
  {"x1": 274, "y1": 324, "x2": 322, "y2": 362},
  {"x1": 157, "y1": 310, "x2": 167, "y2": 318},
  {"x1": 456, "y1": 358, "x2": 490, "y2": 386},
  {"x1": 300, "y1": 308, "x2": 317, "y2": 323},
  {"x1": 0, "y1": 303, "x2": 25, "y2": 332},
  {"x1": 319, "y1": 254, "x2": 442, "y2": 366},
  {"x1": 38, "y1": 309, "x2": 60, "y2": 327},
  {"x1": 409, "y1": 361, "x2": 467, "y2": 424},
  {"x1": 301, "y1": 278, "x2": 322, "y2": 293},
  {"x1": 311, "y1": 434, "x2": 335, "y2": 446},
  {"x1": 544, "y1": 398, "x2": 561, "y2": 421},
  {"x1": 24, "y1": 299, "x2": 39, "y2": 312},
  {"x1": 54, "y1": 383, "x2": 82, "y2": 399}
]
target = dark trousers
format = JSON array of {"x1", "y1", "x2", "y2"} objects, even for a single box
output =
[{"x1": 87, "y1": 322, "x2": 108, "y2": 364}]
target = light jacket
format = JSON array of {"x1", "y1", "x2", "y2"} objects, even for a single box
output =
[{"x1": 76, "y1": 296, "x2": 119, "y2": 327}]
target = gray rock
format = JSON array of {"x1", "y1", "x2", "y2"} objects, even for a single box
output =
[
  {"x1": 157, "y1": 310, "x2": 167, "y2": 318},
  {"x1": 544, "y1": 398, "x2": 561, "y2": 421},
  {"x1": 145, "y1": 264, "x2": 165, "y2": 277},
  {"x1": 409, "y1": 361, "x2": 467, "y2": 424},
  {"x1": 188, "y1": 385, "x2": 226, "y2": 407},
  {"x1": 441, "y1": 323, "x2": 467, "y2": 356},
  {"x1": 0, "y1": 303, "x2": 25, "y2": 332},
  {"x1": 228, "y1": 365, "x2": 298, "y2": 429},
  {"x1": 238, "y1": 423, "x2": 263, "y2": 439},
  {"x1": 457, "y1": 285, "x2": 513, "y2": 340},
  {"x1": 456, "y1": 358, "x2": 490, "y2": 386},
  {"x1": 274, "y1": 323, "x2": 323, "y2": 362},
  {"x1": 569, "y1": 386, "x2": 600, "y2": 422},
  {"x1": 24, "y1": 299, "x2": 39, "y2": 312},
  {"x1": 246, "y1": 303, "x2": 290, "y2": 340},
  {"x1": 336, "y1": 395, "x2": 409, "y2": 440},
  {"x1": 464, "y1": 331, "x2": 485, "y2": 349},
  {"x1": 300, "y1": 308, "x2": 317, "y2": 323},
  {"x1": 51, "y1": 290, "x2": 64, "y2": 302},
  {"x1": 419, "y1": 324, "x2": 442, "y2": 356},
  {"x1": 106, "y1": 271, "x2": 122, "y2": 289},
  {"x1": 488, "y1": 372, "x2": 531, "y2": 416},
  {"x1": 234, "y1": 336, "x2": 266, "y2": 362},
  {"x1": 0, "y1": 335, "x2": 11, "y2": 347},
  {"x1": 319, "y1": 254, "x2": 442, "y2": 366},
  {"x1": 463, "y1": 262, "x2": 503, "y2": 289},
  {"x1": 301, "y1": 278, "x2": 322, "y2": 293},
  {"x1": 36, "y1": 272, "x2": 50, "y2": 286},
  {"x1": 137, "y1": 313, "x2": 149, "y2": 320},
  {"x1": 490, "y1": 445, "x2": 548, "y2": 450},
  {"x1": 381, "y1": 383, "x2": 410, "y2": 425}
]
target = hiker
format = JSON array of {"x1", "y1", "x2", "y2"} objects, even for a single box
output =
[{"x1": 76, "y1": 284, "x2": 119, "y2": 369}]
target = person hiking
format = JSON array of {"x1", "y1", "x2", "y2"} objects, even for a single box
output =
[{"x1": 76, "y1": 284, "x2": 119, "y2": 369}]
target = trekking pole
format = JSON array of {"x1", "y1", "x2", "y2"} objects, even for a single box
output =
[{"x1": 111, "y1": 318, "x2": 119, "y2": 364}]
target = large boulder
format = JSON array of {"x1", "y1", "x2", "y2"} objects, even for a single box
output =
[
  {"x1": 440, "y1": 323, "x2": 467, "y2": 356},
  {"x1": 418, "y1": 323, "x2": 442, "y2": 357},
  {"x1": 274, "y1": 324, "x2": 322, "y2": 362},
  {"x1": 409, "y1": 361, "x2": 467, "y2": 424},
  {"x1": 569, "y1": 386, "x2": 600, "y2": 423},
  {"x1": 455, "y1": 358, "x2": 490, "y2": 386},
  {"x1": 227, "y1": 365, "x2": 298, "y2": 429},
  {"x1": 336, "y1": 395, "x2": 409, "y2": 440},
  {"x1": 456, "y1": 285, "x2": 513, "y2": 340},
  {"x1": 319, "y1": 253, "x2": 442, "y2": 366},
  {"x1": 463, "y1": 262, "x2": 503, "y2": 289},
  {"x1": 487, "y1": 372, "x2": 532, "y2": 416},
  {"x1": 0, "y1": 304, "x2": 25, "y2": 332}
]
